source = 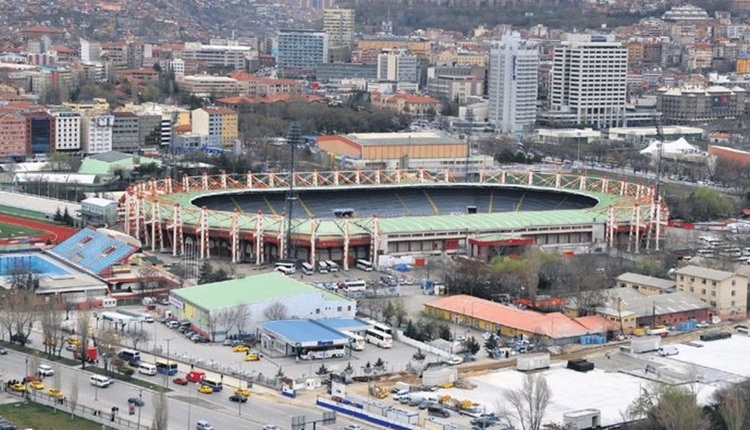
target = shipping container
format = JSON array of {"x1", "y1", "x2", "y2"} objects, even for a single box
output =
[{"x1": 516, "y1": 353, "x2": 550, "y2": 371}]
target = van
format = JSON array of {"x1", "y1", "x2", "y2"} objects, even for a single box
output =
[
  {"x1": 138, "y1": 362, "x2": 157, "y2": 376},
  {"x1": 657, "y1": 346, "x2": 679, "y2": 357},
  {"x1": 166, "y1": 320, "x2": 179, "y2": 329},
  {"x1": 427, "y1": 405, "x2": 450, "y2": 418},
  {"x1": 90, "y1": 375, "x2": 113, "y2": 388},
  {"x1": 186, "y1": 370, "x2": 205, "y2": 383}
]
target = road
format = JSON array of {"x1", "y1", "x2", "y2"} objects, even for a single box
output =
[{"x1": 15, "y1": 327, "x2": 365, "y2": 430}]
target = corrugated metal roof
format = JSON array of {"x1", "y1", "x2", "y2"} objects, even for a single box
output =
[
  {"x1": 675, "y1": 265, "x2": 737, "y2": 281},
  {"x1": 260, "y1": 320, "x2": 349, "y2": 344},
  {"x1": 616, "y1": 272, "x2": 675, "y2": 290}
]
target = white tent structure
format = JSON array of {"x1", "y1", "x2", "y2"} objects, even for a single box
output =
[{"x1": 640, "y1": 137, "x2": 701, "y2": 155}]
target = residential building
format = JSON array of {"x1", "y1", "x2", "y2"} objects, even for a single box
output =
[
  {"x1": 657, "y1": 85, "x2": 746, "y2": 124},
  {"x1": 191, "y1": 107, "x2": 238, "y2": 148},
  {"x1": 81, "y1": 114, "x2": 114, "y2": 154},
  {"x1": 169, "y1": 58, "x2": 185, "y2": 76},
  {"x1": 370, "y1": 92, "x2": 442, "y2": 116},
  {"x1": 426, "y1": 75, "x2": 484, "y2": 104},
  {"x1": 356, "y1": 35, "x2": 432, "y2": 58},
  {"x1": 111, "y1": 112, "x2": 141, "y2": 153},
  {"x1": 175, "y1": 75, "x2": 241, "y2": 98},
  {"x1": 675, "y1": 265, "x2": 747, "y2": 320},
  {"x1": 24, "y1": 111, "x2": 53, "y2": 155},
  {"x1": 182, "y1": 40, "x2": 253, "y2": 73},
  {"x1": 377, "y1": 49, "x2": 418, "y2": 83},
  {"x1": 324, "y1": 8, "x2": 355, "y2": 62},
  {"x1": 661, "y1": 4, "x2": 710, "y2": 21},
  {"x1": 544, "y1": 34, "x2": 628, "y2": 128},
  {"x1": 80, "y1": 38, "x2": 101, "y2": 63},
  {"x1": 0, "y1": 112, "x2": 29, "y2": 158},
  {"x1": 277, "y1": 30, "x2": 329, "y2": 78},
  {"x1": 488, "y1": 32, "x2": 540, "y2": 134},
  {"x1": 616, "y1": 272, "x2": 676, "y2": 296},
  {"x1": 50, "y1": 110, "x2": 81, "y2": 152}
]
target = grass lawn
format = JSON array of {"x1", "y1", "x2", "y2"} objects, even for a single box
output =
[
  {"x1": 0, "y1": 402, "x2": 108, "y2": 430},
  {"x1": 0, "y1": 221, "x2": 45, "y2": 239}
]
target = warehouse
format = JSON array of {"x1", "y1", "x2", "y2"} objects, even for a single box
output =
[{"x1": 168, "y1": 272, "x2": 356, "y2": 341}]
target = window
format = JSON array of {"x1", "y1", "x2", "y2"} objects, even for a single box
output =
[
  {"x1": 710, "y1": 301, "x2": 716, "y2": 307},
  {"x1": 732, "y1": 280, "x2": 736, "y2": 286},
  {"x1": 702, "y1": 279, "x2": 706, "y2": 284},
  {"x1": 731, "y1": 290, "x2": 736, "y2": 296},
  {"x1": 732, "y1": 301, "x2": 736, "y2": 307},
  {"x1": 701, "y1": 289, "x2": 706, "y2": 294},
  {"x1": 711, "y1": 291, "x2": 716, "y2": 297},
  {"x1": 690, "y1": 286, "x2": 694, "y2": 292},
  {"x1": 337, "y1": 307, "x2": 342, "y2": 312}
]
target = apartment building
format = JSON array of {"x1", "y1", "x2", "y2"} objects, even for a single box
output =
[
  {"x1": 377, "y1": 49, "x2": 418, "y2": 83},
  {"x1": 182, "y1": 40, "x2": 253, "y2": 73},
  {"x1": 324, "y1": 8, "x2": 355, "y2": 62},
  {"x1": 50, "y1": 110, "x2": 81, "y2": 152},
  {"x1": 544, "y1": 34, "x2": 628, "y2": 128},
  {"x1": 111, "y1": 112, "x2": 141, "y2": 153},
  {"x1": 427, "y1": 75, "x2": 484, "y2": 104},
  {"x1": 277, "y1": 30, "x2": 329, "y2": 79},
  {"x1": 657, "y1": 85, "x2": 746, "y2": 125},
  {"x1": 81, "y1": 114, "x2": 114, "y2": 154},
  {"x1": 175, "y1": 75, "x2": 241, "y2": 98},
  {"x1": 675, "y1": 265, "x2": 747, "y2": 320},
  {"x1": 488, "y1": 32, "x2": 539, "y2": 134},
  {"x1": 0, "y1": 112, "x2": 28, "y2": 158},
  {"x1": 191, "y1": 107, "x2": 238, "y2": 148}
]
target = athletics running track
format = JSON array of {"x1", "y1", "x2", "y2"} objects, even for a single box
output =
[{"x1": 0, "y1": 213, "x2": 77, "y2": 245}]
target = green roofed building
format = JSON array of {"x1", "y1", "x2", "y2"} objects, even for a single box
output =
[
  {"x1": 168, "y1": 272, "x2": 356, "y2": 342},
  {"x1": 78, "y1": 151, "x2": 161, "y2": 178}
]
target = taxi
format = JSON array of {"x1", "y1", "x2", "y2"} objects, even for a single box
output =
[
  {"x1": 232, "y1": 345, "x2": 249, "y2": 353},
  {"x1": 234, "y1": 388, "x2": 250, "y2": 397},
  {"x1": 47, "y1": 388, "x2": 63, "y2": 398},
  {"x1": 28, "y1": 380, "x2": 45, "y2": 390},
  {"x1": 197, "y1": 384, "x2": 214, "y2": 394}
]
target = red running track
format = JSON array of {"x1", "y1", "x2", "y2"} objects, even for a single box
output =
[{"x1": 0, "y1": 213, "x2": 77, "y2": 245}]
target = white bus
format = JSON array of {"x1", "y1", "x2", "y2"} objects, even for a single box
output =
[
  {"x1": 318, "y1": 261, "x2": 329, "y2": 274},
  {"x1": 365, "y1": 329, "x2": 393, "y2": 348},
  {"x1": 355, "y1": 259, "x2": 373, "y2": 272},
  {"x1": 364, "y1": 319, "x2": 393, "y2": 337},
  {"x1": 326, "y1": 260, "x2": 339, "y2": 272},
  {"x1": 301, "y1": 262, "x2": 314, "y2": 275},
  {"x1": 340, "y1": 279, "x2": 367, "y2": 292},
  {"x1": 300, "y1": 345, "x2": 346, "y2": 360},
  {"x1": 341, "y1": 331, "x2": 366, "y2": 351},
  {"x1": 698, "y1": 236, "x2": 723, "y2": 248},
  {"x1": 274, "y1": 261, "x2": 296, "y2": 274}
]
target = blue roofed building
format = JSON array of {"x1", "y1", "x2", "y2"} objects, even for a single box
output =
[{"x1": 258, "y1": 320, "x2": 351, "y2": 357}]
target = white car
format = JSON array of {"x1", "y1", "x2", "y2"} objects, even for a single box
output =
[
  {"x1": 344, "y1": 425, "x2": 363, "y2": 430},
  {"x1": 444, "y1": 355, "x2": 464, "y2": 365},
  {"x1": 37, "y1": 364, "x2": 54, "y2": 377},
  {"x1": 196, "y1": 420, "x2": 214, "y2": 430}
]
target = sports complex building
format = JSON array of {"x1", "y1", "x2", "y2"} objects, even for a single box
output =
[{"x1": 120, "y1": 168, "x2": 668, "y2": 268}]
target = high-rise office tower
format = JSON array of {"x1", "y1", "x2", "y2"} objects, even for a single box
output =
[
  {"x1": 277, "y1": 30, "x2": 329, "y2": 78},
  {"x1": 324, "y1": 8, "x2": 355, "y2": 62}
]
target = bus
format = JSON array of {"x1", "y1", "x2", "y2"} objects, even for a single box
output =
[
  {"x1": 341, "y1": 331, "x2": 365, "y2": 351},
  {"x1": 300, "y1": 345, "x2": 346, "y2": 360},
  {"x1": 155, "y1": 360, "x2": 178, "y2": 376},
  {"x1": 364, "y1": 319, "x2": 394, "y2": 337},
  {"x1": 356, "y1": 259, "x2": 373, "y2": 272},
  {"x1": 274, "y1": 261, "x2": 296, "y2": 274},
  {"x1": 339, "y1": 279, "x2": 366, "y2": 292},
  {"x1": 301, "y1": 262, "x2": 314, "y2": 275},
  {"x1": 318, "y1": 261, "x2": 329, "y2": 274},
  {"x1": 326, "y1": 260, "x2": 339, "y2": 272},
  {"x1": 364, "y1": 329, "x2": 393, "y2": 348},
  {"x1": 116, "y1": 309, "x2": 154, "y2": 323},
  {"x1": 118, "y1": 349, "x2": 142, "y2": 365}
]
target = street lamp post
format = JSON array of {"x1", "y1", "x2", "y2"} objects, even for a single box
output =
[
  {"x1": 136, "y1": 389, "x2": 143, "y2": 430},
  {"x1": 163, "y1": 338, "x2": 173, "y2": 389},
  {"x1": 187, "y1": 383, "x2": 192, "y2": 430}
]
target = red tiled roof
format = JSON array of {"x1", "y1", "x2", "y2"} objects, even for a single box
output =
[
  {"x1": 51, "y1": 45, "x2": 74, "y2": 54},
  {"x1": 425, "y1": 295, "x2": 595, "y2": 339},
  {"x1": 203, "y1": 107, "x2": 236, "y2": 115},
  {"x1": 574, "y1": 315, "x2": 619, "y2": 332}
]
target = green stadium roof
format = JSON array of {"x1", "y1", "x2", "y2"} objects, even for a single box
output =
[{"x1": 171, "y1": 272, "x2": 345, "y2": 311}]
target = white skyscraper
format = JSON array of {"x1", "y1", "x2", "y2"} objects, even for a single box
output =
[
  {"x1": 548, "y1": 34, "x2": 628, "y2": 128},
  {"x1": 377, "y1": 49, "x2": 418, "y2": 82},
  {"x1": 488, "y1": 32, "x2": 539, "y2": 134}
]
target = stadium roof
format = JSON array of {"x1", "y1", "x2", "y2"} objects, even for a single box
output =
[
  {"x1": 171, "y1": 272, "x2": 344, "y2": 311},
  {"x1": 345, "y1": 131, "x2": 463, "y2": 146},
  {"x1": 259, "y1": 320, "x2": 349, "y2": 346}
]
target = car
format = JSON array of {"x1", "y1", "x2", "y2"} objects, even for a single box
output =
[
  {"x1": 244, "y1": 352, "x2": 260, "y2": 361},
  {"x1": 0, "y1": 348, "x2": 7, "y2": 355},
  {"x1": 344, "y1": 425, "x2": 363, "y2": 430},
  {"x1": 234, "y1": 388, "x2": 250, "y2": 397},
  {"x1": 28, "y1": 380, "x2": 44, "y2": 390},
  {"x1": 184, "y1": 331, "x2": 196, "y2": 338},
  {"x1": 9, "y1": 383, "x2": 25, "y2": 392},
  {"x1": 157, "y1": 298, "x2": 169, "y2": 306},
  {"x1": 232, "y1": 345, "x2": 249, "y2": 353},
  {"x1": 47, "y1": 388, "x2": 63, "y2": 399},
  {"x1": 37, "y1": 365, "x2": 54, "y2": 377},
  {"x1": 222, "y1": 339, "x2": 233, "y2": 346},
  {"x1": 262, "y1": 426, "x2": 280, "y2": 430},
  {"x1": 196, "y1": 420, "x2": 214, "y2": 430},
  {"x1": 229, "y1": 394, "x2": 248, "y2": 403},
  {"x1": 67, "y1": 337, "x2": 81, "y2": 346},
  {"x1": 128, "y1": 397, "x2": 145, "y2": 407},
  {"x1": 198, "y1": 385, "x2": 214, "y2": 394},
  {"x1": 23, "y1": 375, "x2": 42, "y2": 383},
  {"x1": 65, "y1": 344, "x2": 76, "y2": 352},
  {"x1": 173, "y1": 377, "x2": 189, "y2": 386},
  {"x1": 444, "y1": 355, "x2": 464, "y2": 365}
]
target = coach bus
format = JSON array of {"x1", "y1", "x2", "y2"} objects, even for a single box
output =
[
  {"x1": 341, "y1": 331, "x2": 366, "y2": 351},
  {"x1": 326, "y1": 260, "x2": 339, "y2": 272},
  {"x1": 300, "y1": 345, "x2": 346, "y2": 360},
  {"x1": 356, "y1": 259, "x2": 373, "y2": 272},
  {"x1": 340, "y1": 279, "x2": 367, "y2": 292},
  {"x1": 364, "y1": 328, "x2": 393, "y2": 348},
  {"x1": 364, "y1": 319, "x2": 393, "y2": 337},
  {"x1": 155, "y1": 360, "x2": 178, "y2": 376},
  {"x1": 318, "y1": 261, "x2": 329, "y2": 274},
  {"x1": 301, "y1": 262, "x2": 314, "y2": 275}
]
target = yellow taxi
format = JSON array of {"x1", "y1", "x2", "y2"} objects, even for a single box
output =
[
  {"x1": 234, "y1": 388, "x2": 250, "y2": 397},
  {"x1": 232, "y1": 345, "x2": 249, "y2": 353},
  {"x1": 9, "y1": 383, "x2": 25, "y2": 392},
  {"x1": 243, "y1": 351, "x2": 260, "y2": 361},
  {"x1": 197, "y1": 384, "x2": 214, "y2": 394},
  {"x1": 47, "y1": 388, "x2": 63, "y2": 398},
  {"x1": 67, "y1": 337, "x2": 81, "y2": 346},
  {"x1": 28, "y1": 380, "x2": 44, "y2": 390}
]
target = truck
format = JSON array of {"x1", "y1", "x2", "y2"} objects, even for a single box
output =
[
  {"x1": 631, "y1": 336, "x2": 661, "y2": 354},
  {"x1": 74, "y1": 346, "x2": 98, "y2": 363}
]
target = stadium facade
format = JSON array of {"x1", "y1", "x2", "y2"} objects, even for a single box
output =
[{"x1": 120, "y1": 169, "x2": 668, "y2": 268}]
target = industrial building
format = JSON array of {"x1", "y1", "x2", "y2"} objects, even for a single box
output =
[
  {"x1": 317, "y1": 131, "x2": 467, "y2": 163},
  {"x1": 258, "y1": 318, "x2": 369, "y2": 357},
  {"x1": 169, "y1": 272, "x2": 356, "y2": 342}
]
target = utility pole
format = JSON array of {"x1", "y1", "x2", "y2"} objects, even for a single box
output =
[
  {"x1": 285, "y1": 122, "x2": 301, "y2": 260},
  {"x1": 465, "y1": 107, "x2": 474, "y2": 179}
]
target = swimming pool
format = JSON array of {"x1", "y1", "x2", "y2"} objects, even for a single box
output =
[{"x1": 0, "y1": 254, "x2": 70, "y2": 276}]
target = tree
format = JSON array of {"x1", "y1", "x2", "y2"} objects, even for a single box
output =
[
  {"x1": 68, "y1": 378, "x2": 79, "y2": 419},
  {"x1": 484, "y1": 335, "x2": 499, "y2": 355},
  {"x1": 53, "y1": 207, "x2": 63, "y2": 223},
  {"x1": 235, "y1": 304, "x2": 250, "y2": 335},
  {"x1": 567, "y1": 255, "x2": 607, "y2": 317},
  {"x1": 151, "y1": 390, "x2": 169, "y2": 430},
  {"x1": 503, "y1": 373, "x2": 551, "y2": 430},
  {"x1": 438, "y1": 324, "x2": 452, "y2": 341},
  {"x1": 263, "y1": 301, "x2": 288, "y2": 321},
  {"x1": 77, "y1": 308, "x2": 91, "y2": 369},
  {"x1": 97, "y1": 328, "x2": 119, "y2": 374},
  {"x1": 714, "y1": 385, "x2": 748, "y2": 430},
  {"x1": 689, "y1": 187, "x2": 734, "y2": 221},
  {"x1": 7, "y1": 290, "x2": 36, "y2": 345},
  {"x1": 627, "y1": 383, "x2": 709, "y2": 430},
  {"x1": 125, "y1": 327, "x2": 150, "y2": 350},
  {"x1": 465, "y1": 336, "x2": 480, "y2": 355},
  {"x1": 215, "y1": 307, "x2": 240, "y2": 336},
  {"x1": 40, "y1": 299, "x2": 63, "y2": 356}
]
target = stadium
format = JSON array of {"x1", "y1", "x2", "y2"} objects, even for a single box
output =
[{"x1": 120, "y1": 169, "x2": 668, "y2": 268}]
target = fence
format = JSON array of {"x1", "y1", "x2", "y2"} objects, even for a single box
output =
[{"x1": 8, "y1": 388, "x2": 142, "y2": 430}]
